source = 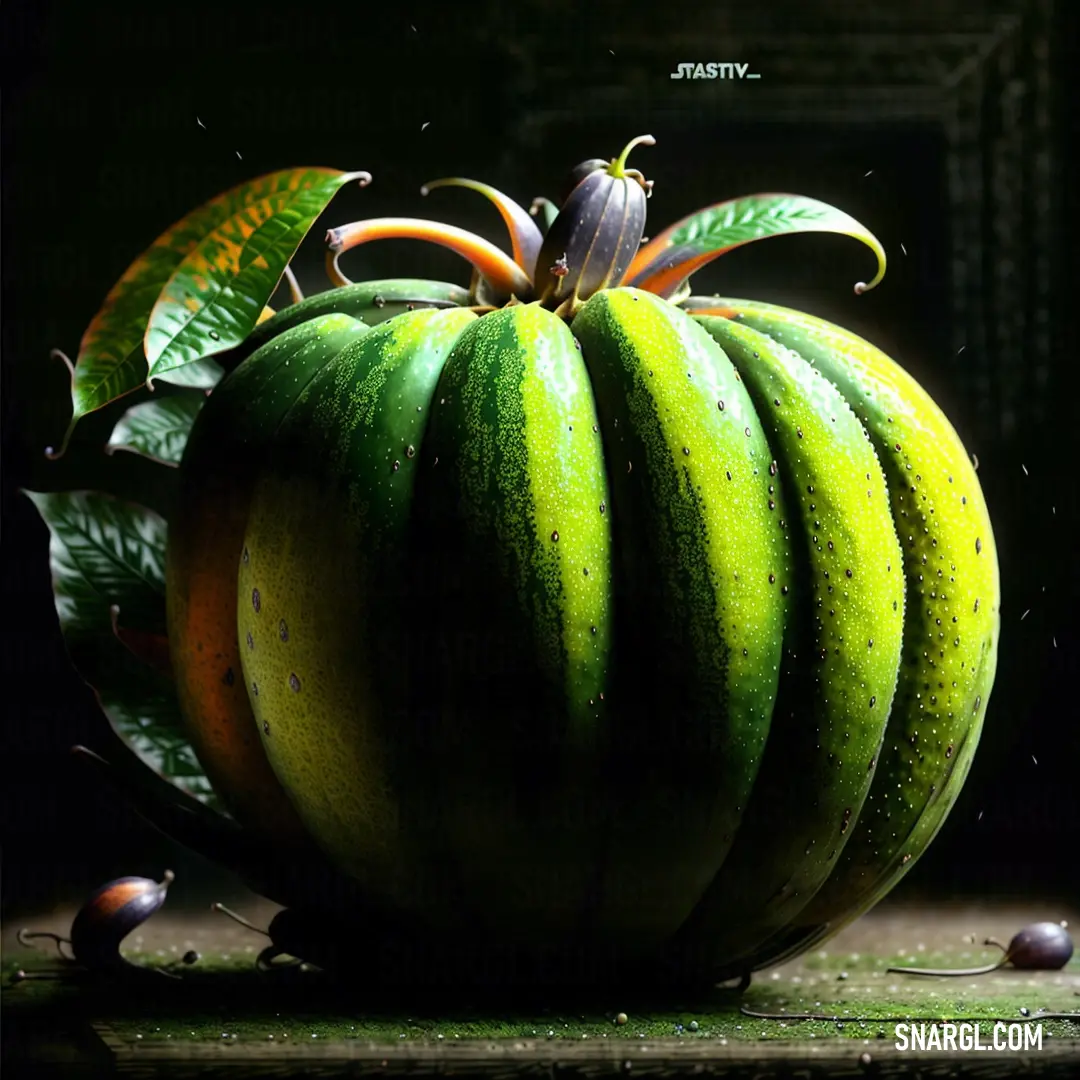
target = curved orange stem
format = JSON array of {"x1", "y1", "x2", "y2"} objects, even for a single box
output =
[
  {"x1": 325, "y1": 218, "x2": 533, "y2": 298},
  {"x1": 420, "y1": 178, "x2": 543, "y2": 275}
]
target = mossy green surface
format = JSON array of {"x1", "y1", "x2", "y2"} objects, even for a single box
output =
[{"x1": 5, "y1": 941, "x2": 1077, "y2": 1050}]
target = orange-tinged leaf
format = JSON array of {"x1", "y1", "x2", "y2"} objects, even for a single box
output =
[
  {"x1": 626, "y1": 193, "x2": 887, "y2": 300},
  {"x1": 144, "y1": 168, "x2": 370, "y2": 385},
  {"x1": 54, "y1": 170, "x2": 363, "y2": 454}
]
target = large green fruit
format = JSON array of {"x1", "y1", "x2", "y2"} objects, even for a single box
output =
[{"x1": 165, "y1": 140, "x2": 999, "y2": 981}]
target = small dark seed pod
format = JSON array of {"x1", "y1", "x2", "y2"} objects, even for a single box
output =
[
  {"x1": 887, "y1": 921, "x2": 1073, "y2": 977},
  {"x1": 69, "y1": 870, "x2": 175, "y2": 971},
  {"x1": 535, "y1": 135, "x2": 654, "y2": 316},
  {"x1": 1002, "y1": 922, "x2": 1074, "y2": 970},
  {"x1": 560, "y1": 159, "x2": 609, "y2": 204},
  {"x1": 212, "y1": 902, "x2": 314, "y2": 972}
]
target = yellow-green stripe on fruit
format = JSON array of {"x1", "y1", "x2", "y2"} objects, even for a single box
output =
[
  {"x1": 167, "y1": 313, "x2": 370, "y2": 846},
  {"x1": 671, "y1": 314, "x2": 905, "y2": 979},
  {"x1": 412, "y1": 303, "x2": 613, "y2": 945},
  {"x1": 571, "y1": 288, "x2": 791, "y2": 950},
  {"x1": 710, "y1": 301, "x2": 999, "y2": 965},
  {"x1": 237, "y1": 307, "x2": 478, "y2": 918}
]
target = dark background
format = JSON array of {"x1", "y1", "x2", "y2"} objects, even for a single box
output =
[{"x1": 2, "y1": 0, "x2": 1077, "y2": 919}]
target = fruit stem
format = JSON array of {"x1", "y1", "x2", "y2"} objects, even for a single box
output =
[
  {"x1": 609, "y1": 134, "x2": 655, "y2": 178},
  {"x1": 211, "y1": 902, "x2": 269, "y2": 937},
  {"x1": 886, "y1": 939, "x2": 1008, "y2": 977},
  {"x1": 282, "y1": 265, "x2": 304, "y2": 305}
]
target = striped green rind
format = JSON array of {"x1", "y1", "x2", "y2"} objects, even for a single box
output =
[
  {"x1": 670, "y1": 314, "x2": 905, "y2": 978},
  {"x1": 231, "y1": 279, "x2": 472, "y2": 366},
  {"x1": 167, "y1": 313, "x2": 371, "y2": 846},
  {"x1": 411, "y1": 303, "x2": 614, "y2": 945},
  {"x1": 703, "y1": 300, "x2": 999, "y2": 968},
  {"x1": 237, "y1": 308, "x2": 478, "y2": 918},
  {"x1": 570, "y1": 288, "x2": 791, "y2": 951}
]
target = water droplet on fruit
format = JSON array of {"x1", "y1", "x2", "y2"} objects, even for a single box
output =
[
  {"x1": 252, "y1": 588, "x2": 261, "y2": 613},
  {"x1": 717, "y1": 400, "x2": 726, "y2": 411},
  {"x1": 246, "y1": 632, "x2": 254, "y2": 649},
  {"x1": 406, "y1": 445, "x2": 416, "y2": 458},
  {"x1": 209, "y1": 330, "x2": 220, "y2": 341},
  {"x1": 551, "y1": 530, "x2": 559, "y2": 542},
  {"x1": 252, "y1": 681, "x2": 259, "y2": 697},
  {"x1": 279, "y1": 619, "x2": 289, "y2": 642},
  {"x1": 599, "y1": 503, "x2": 606, "y2": 514},
  {"x1": 840, "y1": 807, "x2": 852, "y2": 834},
  {"x1": 242, "y1": 547, "x2": 250, "y2": 564},
  {"x1": 769, "y1": 573, "x2": 776, "y2": 584},
  {"x1": 289, "y1": 673, "x2": 301, "y2": 693},
  {"x1": 975, "y1": 537, "x2": 982, "y2": 554},
  {"x1": 263, "y1": 721, "x2": 270, "y2": 735}
]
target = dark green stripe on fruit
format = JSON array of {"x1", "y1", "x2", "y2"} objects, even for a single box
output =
[
  {"x1": 427, "y1": 303, "x2": 613, "y2": 736},
  {"x1": 237, "y1": 308, "x2": 478, "y2": 917},
  {"x1": 225, "y1": 279, "x2": 471, "y2": 370},
  {"x1": 711, "y1": 301, "x2": 999, "y2": 962},
  {"x1": 671, "y1": 314, "x2": 905, "y2": 979},
  {"x1": 571, "y1": 287, "x2": 791, "y2": 949},
  {"x1": 411, "y1": 303, "x2": 614, "y2": 942}
]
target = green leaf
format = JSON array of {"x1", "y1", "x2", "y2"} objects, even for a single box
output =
[
  {"x1": 144, "y1": 168, "x2": 370, "y2": 385},
  {"x1": 59, "y1": 201, "x2": 246, "y2": 451},
  {"x1": 27, "y1": 490, "x2": 166, "y2": 634},
  {"x1": 152, "y1": 356, "x2": 225, "y2": 390},
  {"x1": 626, "y1": 193, "x2": 888, "y2": 300},
  {"x1": 106, "y1": 395, "x2": 204, "y2": 466},
  {"x1": 93, "y1": 661, "x2": 220, "y2": 808},
  {"x1": 25, "y1": 489, "x2": 218, "y2": 806},
  {"x1": 56, "y1": 170, "x2": 364, "y2": 453},
  {"x1": 529, "y1": 197, "x2": 559, "y2": 234}
]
